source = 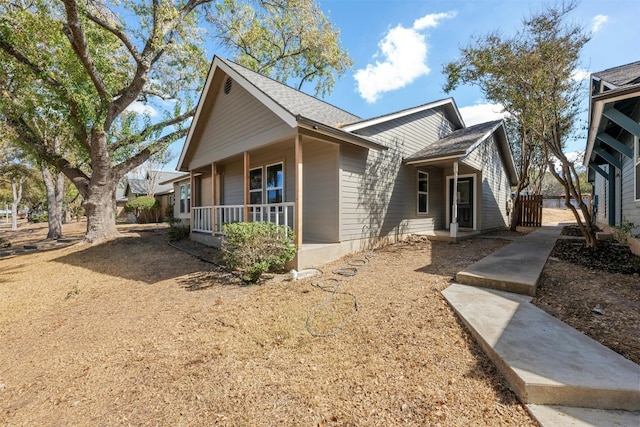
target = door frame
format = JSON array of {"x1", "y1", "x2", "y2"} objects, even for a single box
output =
[{"x1": 446, "y1": 173, "x2": 477, "y2": 230}]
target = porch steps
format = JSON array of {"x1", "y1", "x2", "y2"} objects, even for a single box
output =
[
  {"x1": 442, "y1": 284, "x2": 640, "y2": 424},
  {"x1": 454, "y1": 225, "x2": 563, "y2": 296}
]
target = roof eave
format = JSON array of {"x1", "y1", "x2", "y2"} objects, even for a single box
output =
[
  {"x1": 404, "y1": 153, "x2": 464, "y2": 165},
  {"x1": 297, "y1": 116, "x2": 388, "y2": 151},
  {"x1": 343, "y1": 98, "x2": 465, "y2": 132},
  {"x1": 584, "y1": 84, "x2": 640, "y2": 166}
]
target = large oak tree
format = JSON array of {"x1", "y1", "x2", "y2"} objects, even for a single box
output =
[{"x1": 0, "y1": 0, "x2": 351, "y2": 243}]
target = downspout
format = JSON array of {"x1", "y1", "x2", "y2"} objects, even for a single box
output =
[{"x1": 450, "y1": 161, "x2": 459, "y2": 238}]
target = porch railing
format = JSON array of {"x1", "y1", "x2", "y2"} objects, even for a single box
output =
[
  {"x1": 192, "y1": 203, "x2": 295, "y2": 234},
  {"x1": 192, "y1": 206, "x2": 212, "y2": 233}
]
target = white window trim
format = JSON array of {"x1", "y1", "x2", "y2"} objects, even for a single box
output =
[
  {"x1": 445, "y1": 173, "x2": 477, "y2": 230},
  {"x1": 417, "y1": 171, "x2": 429, "y2": 214},
  {"x1": 179, "y1": 183, "x2": 191, "y2": 214},
  {"x1": 249, "y1": 166, "x2": 263, "y2": 205},
  {"x1": 265, "y1": 162, "x2": 284, "y2": 205}
]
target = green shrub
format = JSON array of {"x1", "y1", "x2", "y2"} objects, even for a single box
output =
[
  {"x1": 125, "y1": 196, "x2": 160, "y2": 223},
  {"x1": 30, "y1": 212, "x2": 49, "y2": 223},
  {"x1": 222, "y1": 222, "x2": 296, "y2": 283},
  {"x1": 168, "y1": 224, "x2": 190, "y2": 241}
]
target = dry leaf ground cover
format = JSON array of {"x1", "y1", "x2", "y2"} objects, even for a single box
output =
[
  {"x1": 2, "y1": 209, "x2": 638, "y2": 426},
  {"x1": 1, "y1": 220, "x2": 536, "y2": 426}
]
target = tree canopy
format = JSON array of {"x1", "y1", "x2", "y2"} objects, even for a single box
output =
[
  {"x1": 0, "y1": 0, "x2": 351, "y2": 242},
  {"x1": 442, "y1": 2, "x2": 595, "y2": 245}
]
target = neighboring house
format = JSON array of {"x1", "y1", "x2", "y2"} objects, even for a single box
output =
[
  {"x1": 584, "y1": 61, "x2": 640, "y2": 252},
  {"x1": 174, "y1": 56, "x2": 518, "y2": 269},
  {"x1": 160, "y1": 173, "x2": 191, "y2": 223},
  {"x1": 118, "y1": 170, "x2": 184, "y2": 222}
]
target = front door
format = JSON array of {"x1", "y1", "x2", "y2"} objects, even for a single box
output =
[{"x1": 450, "y1": 176, "x2": 474, "y2": 228}]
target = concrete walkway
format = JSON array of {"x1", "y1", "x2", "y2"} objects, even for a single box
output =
[
  {"x1": 441, "y1": 225, "x2": 640, "y2": 426},
  {"x1": 455, "y1": 225, "x2": 563, "y2": 295}
]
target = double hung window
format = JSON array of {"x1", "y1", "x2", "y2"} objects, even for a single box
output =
[
  {"x1": 249, "y1": 162, "x2": 284, "y2": 212},
  {"x1": 417, "y1": 171, "x2": 429, "y2": 214},
  {"x1": 179, "y1": 183, "x2": 191, "y2": 214}
]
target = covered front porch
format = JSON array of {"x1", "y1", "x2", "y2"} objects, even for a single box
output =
[{"x1": 185, "y1": 133, "x2": 343, "y2": 253}]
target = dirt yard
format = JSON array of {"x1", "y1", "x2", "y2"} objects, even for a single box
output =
[{"x1": 0, "y1": 209, "x2": 637, "y2": 425}]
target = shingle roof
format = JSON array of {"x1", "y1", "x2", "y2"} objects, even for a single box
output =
[
  {"x1": 593, "y1": 61, "x2": 640, "y2": 88},
  {"x1": 127, "y1": 171, "x2": 182, "y2": 196},
  {"x1": 404, "y1": 120, "x2": 503, "y2": 162},
  {"x1": 221, "y1": 58, "x2": 361, "y2": 127}
]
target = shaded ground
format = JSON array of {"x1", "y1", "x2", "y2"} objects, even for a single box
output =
[
  {"x1": 533, "y1": 225, "x2": 640, "y2": 365},
  {"x1": 1, "y1": 209, "x2": 638, "y2": 425},
  {"x1": 0, "y1": 221, "x2": 534, "y2": 426}
]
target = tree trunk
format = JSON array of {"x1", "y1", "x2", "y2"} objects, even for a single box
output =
[
  {"x1": 83, "y1": 131, "x2": 121, "y2": 243},
  {"x1": 10, "y1": 177, "x2": 23, "y2": 231},
  {"x1": 42, "y1": 166, "x2": 65, "y2": 240},
  {"x1": 547, "y1": 158, "x2": 597, "y2": 248},
  {"x1": 83, "y1": 180, "x2": 120, "y2": 242}
]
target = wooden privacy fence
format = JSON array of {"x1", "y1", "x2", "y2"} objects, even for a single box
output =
[{"x1": 518, "y1": 195, "x2": 543, "y2": 227}]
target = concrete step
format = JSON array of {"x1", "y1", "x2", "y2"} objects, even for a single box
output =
[
  {"x1": 455, "y1": 226, "x2": 563, "y2": 296},
  {"x1": 527, "y1": 404, "x2": 640, "y2": 426},
  {"x1": 441, "y1": 284, "x2": 640, "y2": 411}
]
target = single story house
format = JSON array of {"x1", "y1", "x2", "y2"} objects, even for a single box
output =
[
  {"x1": 173, "y1": 56, "x2": 518, "y2": 269},
  {"x1": 584, "y1": 61, "x2": 640, "y2": 253},
  {"x1": 117, "y1": 170, "x2": 184, "y2": 222}
]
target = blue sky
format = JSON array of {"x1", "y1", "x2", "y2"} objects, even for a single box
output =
[{"x1": 164, "y1": 0, "x2": 640, "y2": 170}]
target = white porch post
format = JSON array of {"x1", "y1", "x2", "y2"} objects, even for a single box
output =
[
  {"x1": 450, "y1": 161, "x2": 459, "y2": 238},
  {"x1": 294, "y1": 135, "x2": 303, "y2": 248}
]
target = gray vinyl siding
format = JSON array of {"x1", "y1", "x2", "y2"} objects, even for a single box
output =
[
  {"x1": 462, "y1": 135, "x2": 510, "y2": 230},
  {"x1": 340, "y1": 144, "x2": 369, "y2": 240},
  {"x1": 302, "y1": 140, "x2": 339, "y2": 242},
  {"x1": 352, "y1": 108, "x2": 456, "y2": 155},
  {"x1": 593, "y1": 164, "x2": 609, "y2": 225},
  {"x1": 620, "y1": 135, "x2": 640, "y2": 229},
  {"x1": 222, "y1": 160, "x2": 244, "y2": 205},
  {"x1": 339, "y1": 109, "x2": 456, "y2": 241},
  {"x1": 188, "y1": 76, "x2": 295, "y2": 170},
  {"x1": 199, "y1": 174, "x2": 213, "y2": 207}
]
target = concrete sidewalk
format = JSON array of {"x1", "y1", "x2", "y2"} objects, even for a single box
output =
[
  {"x1": 455, "y1": 225, "x2": 564, "y2": 295},
  {"x1": 442, "y1": 225, "x2": 640, "y2": 426}
]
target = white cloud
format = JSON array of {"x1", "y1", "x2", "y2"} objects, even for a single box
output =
[
  {"x1": 459, "y1": 103, "x2": 508, "y2": 126},
  {"x1": 572, "y1": 68, "x2": 591, "y2": 82},
  {"x1": 354, "y1": 11, "x2": 457, "y2": 103},
  {"x1": 591, "y1": 14, "x2": 608, "y2": 33},
  {"x1": 413, "y1": 11, "x2": 458, "y2": 30},
  {"x1": 126, "y1": 101, "x2": 158, "y2": 117}
]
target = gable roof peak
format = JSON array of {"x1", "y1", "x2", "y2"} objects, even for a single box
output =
[
  {"x1": 215, "y1": 56, "x2": 362, "y2": 127},
  {"x1": 342, "y1": 97, "x2": 465, "y2": 132}
]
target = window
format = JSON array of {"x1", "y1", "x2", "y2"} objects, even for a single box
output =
[
  {"x1": 249, "y1": 167, "x2": 263, "y2": 204},
  {"x1": 179, "y1": 183, "x2": 191, "y2": 214},
  {"x1": 266, "y1": 163, "x2": 284, "y2": 204},
  {"x1": 417, "y1": 171, "x2": 428, "y2": 214}
]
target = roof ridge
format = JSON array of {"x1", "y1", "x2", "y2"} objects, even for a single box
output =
[
  {"x1": 218, "y1": 57, "x2": 361, "y2": 124},
  {"x1": 594, "y1": 60, "x2": 640, "y2": 76}
]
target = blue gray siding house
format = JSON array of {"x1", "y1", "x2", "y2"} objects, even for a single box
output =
[
  {"x1": 175, "y1": 56, "x2": 518, "y2": 268},
  {"x1": 584, "y1": 61, "x2": 640, "y2": 253}
]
